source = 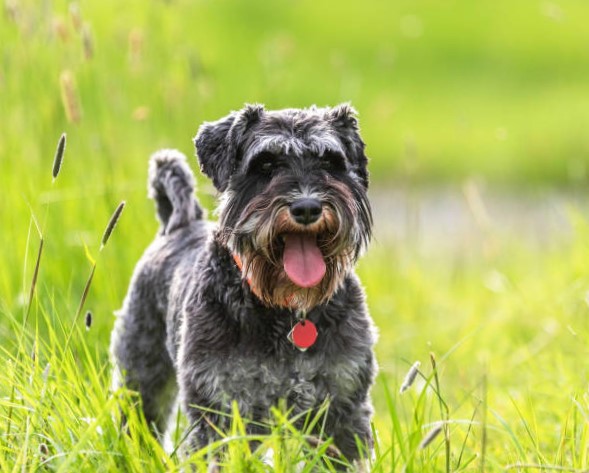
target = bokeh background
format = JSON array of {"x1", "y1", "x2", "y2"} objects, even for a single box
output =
[{"x1": 3, "y1": 0, "x2": 589, "y2": 470}]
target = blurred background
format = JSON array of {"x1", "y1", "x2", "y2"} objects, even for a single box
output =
[{"x1": 3, "y1": 0, "x2": 589, "y2": 184}]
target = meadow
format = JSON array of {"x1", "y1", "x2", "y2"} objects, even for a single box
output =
[{"x1": 2, "y1": 0, "x2": 589, "y2": 471}]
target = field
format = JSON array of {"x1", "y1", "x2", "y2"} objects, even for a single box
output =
[{"x1": 2, "y1": 0, "x2": 589, "y2": 471}]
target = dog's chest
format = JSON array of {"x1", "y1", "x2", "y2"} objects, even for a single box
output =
[
  {"x1": 183, "y1": 266, "x2": 375, "y2": 417},
  {"x1": 203, "y1": 346, "x2": 363, "y2": 414}
]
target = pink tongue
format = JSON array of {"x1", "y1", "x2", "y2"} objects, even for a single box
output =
[{"x1": 283, "y1": 234, "x2": 326, "y2": 288}]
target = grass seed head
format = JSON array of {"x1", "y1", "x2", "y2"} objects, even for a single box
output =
[
  {"x1": 60, "y1": 70, "x2": 82, "y2": 123},
  {"x1": 52, "y1": 17, "x2": 69, "y2": 43},
  {"x1": 400, "y1": 360, "x2": 421, "y2": 394},
  {"x1": 42, "y1": 363, "x2": 50, "y2": 382},
  {"x1": 69, "y1": 2, "x2": 82, "y2": 31},
  {"x1": 52, "y1": 133, "x2": 66, "y2": 181},
  {"x1": 5, "y1": 1, "x2": 18, "y2": 22},
  {"x1": 82, "y1": 23, "x2": 93, "y2": 60},
  {"x1": 101, "y1": 201, "x2": 126, "y2": 250},
  {"x1": 128, "y1": 28, "x2": 144, "y2": 68},
  {"x1": 419, "y1": 422, "x2": 443, "y2": 449},
  {"x1": 85, "y1": 310, "x2": 92, "y2": 330},
  {"x1": 39, "y1": 442, "x2": 49, "y2": 456}
]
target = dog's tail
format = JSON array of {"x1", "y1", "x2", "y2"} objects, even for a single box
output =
[{"x1": 148, "y1": 149, "x2": 204, "y2": 235}]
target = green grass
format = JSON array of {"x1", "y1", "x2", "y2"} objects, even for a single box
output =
[
  {"x1": 4, "y1": 203, "x2": 589, "y2": 471},
  {"x1": 3, "y1": 0, "x2": 589, "y2": 471}
]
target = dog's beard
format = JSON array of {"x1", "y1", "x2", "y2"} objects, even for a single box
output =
[{"x1": 220, "y1": 188, "x2": 370, "y2": 311}]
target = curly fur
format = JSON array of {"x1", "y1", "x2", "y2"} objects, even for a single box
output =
[{"x1": 110, "y1": 104, "x2": 378, "y2": 465}]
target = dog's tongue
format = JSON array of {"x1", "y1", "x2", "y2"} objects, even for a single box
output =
[{"x1": 283, "y1": 233, "x2": 326, "y2": 288}]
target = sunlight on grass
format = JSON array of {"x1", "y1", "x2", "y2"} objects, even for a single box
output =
[{"x1": 2, "y1": 193, "x2": 589, "y2": 470}]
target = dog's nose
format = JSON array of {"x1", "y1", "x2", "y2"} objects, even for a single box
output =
[{"x1": 289, "y1": 198, "x2": 323, "y2": 225}]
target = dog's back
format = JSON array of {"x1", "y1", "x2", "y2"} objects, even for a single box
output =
[{"x1": 110, "y1": 150, "x2": 208, "y2": 435}]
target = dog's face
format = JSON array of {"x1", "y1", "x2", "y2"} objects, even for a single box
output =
[{"x1": 194, "y1": 104, "x2": 372, "y2": 310}]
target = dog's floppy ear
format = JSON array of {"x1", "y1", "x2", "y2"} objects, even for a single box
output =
[
  {"x1": 325, "y1": 103, "x2": 369, "y2": 188},
  {"x1": 194, "y1": 104, "x2": 265, "y2": 191}
]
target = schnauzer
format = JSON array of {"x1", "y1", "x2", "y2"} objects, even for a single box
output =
[{"x1": 110, "y1": 104, "x2": 377, "y2": 465}]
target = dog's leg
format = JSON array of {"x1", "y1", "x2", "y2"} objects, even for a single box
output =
[
  {"x1": 110, "y1": 277, "x2": 177, "y2": 437},
  {"x1": 324, "y1": 399, "x2": 374, "y2": 469},
  {"x1": 181, "y1": 392, "x2": 224, "y2": 452}
]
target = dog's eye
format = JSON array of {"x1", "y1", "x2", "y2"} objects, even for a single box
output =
[
  {"x1": 249, "y1": 152, "x2": 277, "y2": 175},
  {"x1": 321, "y1": 151, "x2": 346, "y2": 172},
  {"x1": 260, "y1": 161, "x2": 274, "y2": 172}
]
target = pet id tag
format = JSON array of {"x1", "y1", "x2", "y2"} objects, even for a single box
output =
[{"x1": 288, "y1": 319, "x2": 318, "y2": 351}]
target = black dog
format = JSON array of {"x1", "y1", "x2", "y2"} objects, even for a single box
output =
[{"x1": 110, "y1": 104, "x2": 377, "y2": 465}]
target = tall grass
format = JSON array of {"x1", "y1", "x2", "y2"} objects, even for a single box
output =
[{"x1": 4, "y1": 207, "x2": 589, "y2": 470}]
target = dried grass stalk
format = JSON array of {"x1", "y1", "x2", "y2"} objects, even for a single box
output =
[
  {"x1": 82, "y1": 23, "x2": 93, "y2": 60},
  {"x1": 69, "y1": 3, "x2": 82, "y2": 31},
  {"x1": 128, "y1": 28, "x2": 144, "y2": 68},
  {"x1": 60, "y1": 70, "x2": 82, "y2": 124}
]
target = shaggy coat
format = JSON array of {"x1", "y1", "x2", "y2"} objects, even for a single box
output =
[{"x1": 110, "y1": 104, "x2": 377, "y2": 464}]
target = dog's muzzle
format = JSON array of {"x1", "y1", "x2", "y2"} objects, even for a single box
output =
[{"x1": 289, "y1": 198, "x2": 322, "y2": 225}]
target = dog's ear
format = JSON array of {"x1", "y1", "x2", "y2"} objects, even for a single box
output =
[
  {"x1": 325, "y1": 103, "x2": 369, "y2": 189},
  {"x1": 194, "y1": 104, "x2": 265, "y2": 191}
]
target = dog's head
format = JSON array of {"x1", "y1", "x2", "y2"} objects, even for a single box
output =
[{"x1": 194, "y1": 104, "x2": 372, "y2": 311}]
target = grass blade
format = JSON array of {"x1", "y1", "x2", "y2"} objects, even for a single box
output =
[{"x1": 62, "y1": 262, "x2": 96, "y2": 357}]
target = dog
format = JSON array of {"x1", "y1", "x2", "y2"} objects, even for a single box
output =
[{"x1": 110, "y1": 104, "x2": 377, "y2": 466}]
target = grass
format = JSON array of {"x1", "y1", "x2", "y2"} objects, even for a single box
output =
[
  {"x1": 3, "y1": 175, "x2": 589, "y2": 470},
  {"x1": 3, "y1": 0, "x2": 589, "y2": 471}
]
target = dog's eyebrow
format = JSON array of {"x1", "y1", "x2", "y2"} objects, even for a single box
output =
[{"x1": 243, "y1": 134, "x2": 346, "y2": 167}]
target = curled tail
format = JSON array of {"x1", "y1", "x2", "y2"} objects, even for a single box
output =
[{"x1": 148, "y1": 149, "x2": 203, "y2": 235}]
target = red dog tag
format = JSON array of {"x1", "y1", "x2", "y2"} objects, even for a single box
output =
[{"x1": 288, "y1": 320, "x2": 318, "y2": 351}]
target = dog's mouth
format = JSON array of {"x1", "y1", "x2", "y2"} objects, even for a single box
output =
[{"x1": 280, "y1": 233, "x2": 326, "y2": 288}]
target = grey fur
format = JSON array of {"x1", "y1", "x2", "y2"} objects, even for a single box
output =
[
  {"x1": 148, "y1": 149, "x2": 203, "y2": 234},
  {"x1": 110, "y1": 105, "x2": 377, "y2": 465}
]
